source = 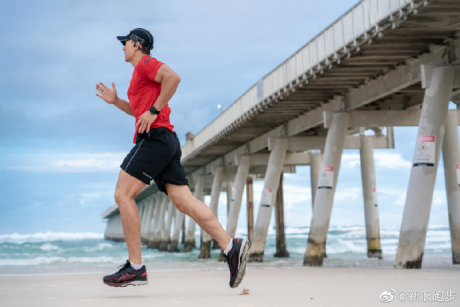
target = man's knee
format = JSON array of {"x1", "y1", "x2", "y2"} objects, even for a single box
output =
[
  {"x1": 167, "y1": 186, "x2": 192, "y2": 213},
  {"x1": 170, "y1": 194, "x2": 189, "y2": 214},
  {"x1": 114, "y1": 188, "x2": 133, "y2": 205},
  {"x1": 114, "y1": 169, "x2": 146, "y2": 205}
]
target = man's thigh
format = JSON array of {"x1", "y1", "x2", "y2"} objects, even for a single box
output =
[{"x1": 115, "y1": 169, "x2": 147, "y2": 200}]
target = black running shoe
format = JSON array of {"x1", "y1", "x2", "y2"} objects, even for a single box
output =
[
  {"x1": 103, "y1": 260, "x2": 148, "y2": 287},
  {"x1": 223, "y1": 238, "x2": 250, "y2": 288}
]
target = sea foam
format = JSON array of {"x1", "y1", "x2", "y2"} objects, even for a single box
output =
[{"x1": 0, "y1": 232, "x2": 103, "y2": 244}]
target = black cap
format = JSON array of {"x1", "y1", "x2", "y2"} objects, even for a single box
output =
[{"x1": 117, "y1": 28, "x2": 154, "y2": 50}]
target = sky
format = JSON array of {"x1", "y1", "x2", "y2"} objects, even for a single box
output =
[{"x1": 0, "y1": 0, "x2": 458, "y2": 235}]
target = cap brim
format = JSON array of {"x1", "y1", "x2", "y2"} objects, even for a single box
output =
[{"x1": 117, "y1": 35, "x2": 129, "y2": 45}]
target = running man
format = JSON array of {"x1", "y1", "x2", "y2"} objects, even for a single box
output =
[{"x1": 95, "y1": 28, "x2": 250, "y2": 288}]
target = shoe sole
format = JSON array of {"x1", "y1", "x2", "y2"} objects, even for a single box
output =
[
  {"x1": 231, "y1": 239, "x2": 251, "y2": 288},
  {"x1": 104, "y1": 280, "x2": 148, "y2": 287}
]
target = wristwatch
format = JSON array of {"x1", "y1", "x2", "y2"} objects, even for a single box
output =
[{"x1": 149, "y1": 106, "x2": 160, "y2": 115}]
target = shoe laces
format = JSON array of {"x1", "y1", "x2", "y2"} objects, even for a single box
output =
[{"x1": 115, "y1": 261, "x2": 130, "y2": 275}]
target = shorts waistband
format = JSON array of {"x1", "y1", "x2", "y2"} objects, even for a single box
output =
[{"x1": 136, "y1": 127, "x2": 176, "y2": 142}]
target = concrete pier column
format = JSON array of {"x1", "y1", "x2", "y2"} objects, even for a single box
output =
[
  {"x1": 110, "y1": 215, "x2": 117, "y2": 241},
  {"x1": 109, "y1": 214, "x2": 117, "y2": 240},
  {"x1": 138, "y1": 201, "x2": 146, "y2": 240},
  {"x1": 114, "y1": 213, "x2": 124, "y2": 242},
  {"x1": 160, "y1": 200, "x2": 176, "y2": 251},
  {"x1": 151, "y1": 195, "x2": 168, "y2": 249},
  {"x1": 103, "y1": 219, "x2": 109, "y2": 240},
  {"x1": 249, "y1": 138, "x2": 288, "y2": 262},
  {"x1": 212, "y1": 180, "x2": 232, "y2": 250},
  {"x1": 169, "y1": 210, "x2": 185, "y2": 252},
  {"x1": 147, "y1": 194, "x2": 162, "y2": 248},
  {"x1": 144, "y1": 195, "x2": 156, "y2": 244},
  {"x1": 116, "y1": 214, "x2": 123, "y2": 241},
  {"x1": 107, "y1": 218, "x2": 113, "y2": 240},
  {"x1": 199, "y1": 167, "x2": 224, "y2": 258},
  {"x1": 108, "y1": 215, "x2": 116, "y2": 241},
  {"x1": 226, "y1": 156, "x2": 252, "y2": 238},
  {"x1": 104, "y1": 217, "x2": 113, "y2": 240},
  {"x1": 145, "y1": 195, "x2": 157, "y2": 247},
  {"x1": 139, "y1": 200, "x2": 148, "y2": 243},
  {"x1": 226, "y1": 181, "x2": 231, "y2": 217},
  {"x1": 442, "y1": 111, "x2": 460, "y2": 264},
  {"x1": 303, "y1": 112, "x2": 350, "y2": 266},
  {"x1": 109, "y1": 217, "x2": 116, "y2": 240},
  {"x1": 141, "y1": 198, "x2": 155, "y2": 244},
  {"x1": 184, "y1": 175, "x2": 205, "y2": 252},
  {"x1": 117, "y1": 213, "x2": 124, "y2": 241},
  {"x1": 139, "y1": 200, "x2": 146, "y2": 243},
  {"x1": 181, "y1": 217, "x2": 186, "y2": 244},
  {"x1": 218, "y1": 156, "x2": 252, "y2": 261},
  {"x1": 395, "y1": 66, "x2": 456, "y2": 269},
  {"x1": 360, "y1": 136, "x2": 382, "y2": 259},
  {"x1": 247, "y1": 176, "x2": 254, "y2": 242},
  {"x1": 274, "y1": 173, "x2": 289, "y2": 257},
  {"x1": 310, "y1": 152, "x2": 323, "y2": 207}
]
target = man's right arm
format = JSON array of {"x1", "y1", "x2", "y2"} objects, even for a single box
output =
[
  {"x1": 96, "y1": 82, "x2": 135, "y2": 117},
  {"x1": 114, "y1": 97, "x2": 135, "y2": 117}
]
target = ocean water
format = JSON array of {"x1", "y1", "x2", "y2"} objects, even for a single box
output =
[{"x1": 0, "y1": 225, "x2": 457, "y2": 276}]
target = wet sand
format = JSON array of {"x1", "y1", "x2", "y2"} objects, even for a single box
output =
[{"x1": 1, "y1": 266, "x2": 459, "y2": 306}]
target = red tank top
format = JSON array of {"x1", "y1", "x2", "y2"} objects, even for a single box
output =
[{"x1": 128, "y1": 55, "x2": 174, "y2": 143}]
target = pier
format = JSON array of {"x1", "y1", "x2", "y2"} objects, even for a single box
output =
[{"x1": 103, "y1": 0, "x2": 460, "y2": 268}]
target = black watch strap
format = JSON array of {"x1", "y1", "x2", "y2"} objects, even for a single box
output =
[{"x1": 150, "y1": 106, "x2": 160, "y2": 115}]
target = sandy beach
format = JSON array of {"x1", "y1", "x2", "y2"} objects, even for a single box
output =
[{"x1": 1, "y1": 266, "x2": 459, "y2": 307}]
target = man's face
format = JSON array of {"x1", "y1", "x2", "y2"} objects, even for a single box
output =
[{"x1": 123, "y1": 39, "x2": 137, "y2": 62}]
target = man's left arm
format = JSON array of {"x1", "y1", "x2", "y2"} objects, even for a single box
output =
[
  {"x1": 136, "y1": 64, "x2": 181, "y2": 133},
  {"x1": 153, "y1": 64, "x2": 181, "y2": 111}
]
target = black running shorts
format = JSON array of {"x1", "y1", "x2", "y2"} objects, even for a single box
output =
[{"x1": 120, "y1": 127, "x2": 189, "y2": 194}]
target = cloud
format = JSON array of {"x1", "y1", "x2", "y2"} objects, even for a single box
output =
[
  {"x1": 335, "y1": 187, "x2": 362, "y2": 202},
  {"x1": 394, "y1": 191, "x2": 407, "y2": 207},
  {"x1": 283, "y1": 185, "x2": 311, "y2": 211},
  {"x1": 380, "y1": 188, "x2": 446, "y2": 207},
  {"x1": 340, "y1": 152, "x2": 412, "y2": 171},
  {"x1": 374, "y1": 152, "x2": 411, "y2": 169},
  {"x1": 341, "y1": 153, "x2": 360, "y2": 168},
  {"x1": 4, "y1": 152, "x2": 126, "y2": 173},
  {"x1": 80, "y1": 193, "x2": 101, "y2": 206}
]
